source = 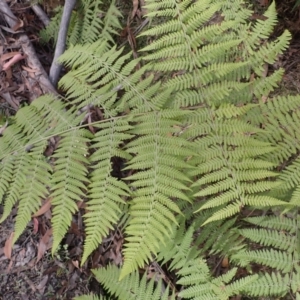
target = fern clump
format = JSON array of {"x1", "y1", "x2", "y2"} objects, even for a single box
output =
[{"x1": 1, "y1": 0, "x2": 300, "y2": 298}]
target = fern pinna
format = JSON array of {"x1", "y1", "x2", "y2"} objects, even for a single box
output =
[{"x1": 1, "y1": 0, "x2": 300, "y2": 299}]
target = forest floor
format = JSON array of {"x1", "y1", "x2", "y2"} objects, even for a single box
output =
[{"x1": 0, "y1": 0, "x2": 300, "y2": 299}]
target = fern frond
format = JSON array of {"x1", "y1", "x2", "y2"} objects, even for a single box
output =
[
  {"x1": 241, "y1": 272, "x2": 290, "y2": 297},
  {"x1": 13, "y1": 144, "x2": 51, "y2": 242},
  {"x1": 82, "y1": 119, "x2": 132, "y2": 264},
  {"x1": 120, "y1": 112, "x2": 193, "y2": 279},
  {"x1": 239, "y1": 228, "x2": 295, "y2": 252},
  {"x1": 39, "y1": 6, "x2": 63, "y2": 44},
  {"x1": 93, "y1": 265, "x2": 175, "y2": 300},
  {"x1": 255, "y1": 94, "x2": 300, "y2": 165},
  {"x1": 233, "y1": 249, "x2": 293, "y2": 273},
  {"x1": 251, "y1": 30, "x2": 291, "y2": 73},
  {"x1": 75, "y1": 295, "x2": 107, "y2": 300},
  {"x1": 51, "y1": 129, "x2": 91, "y2": 253},
  {"x1": 196, "y1": 218, "x2": 243, "y2": 256},
  {"x1": 157, "y1": 221, "x2": 200, "y2": 270},
  {"x1": 244, "y1": 1, "x2": 278, "y2": 48},
  {"x1": 243, "y1": 215, "x2": 297, "y2": 233},
  {"x1": 79, "y1": 0, "x2": 121, "y2": 44},
  {"x1": 59, "y1": 42, "x2": 162, "y2": 114},
  {"x1": 179, "y1": 267, "x2": 258, "y2": 300},
  {"x1": 40, "y1": 0, "x2": 121, "y2": 45},
  {"x1": 0, "y1": 102, "x2": 54, "y2": 239},
  {"x1": 184, "y1": 105, "x2": 280, "y2": 223}
]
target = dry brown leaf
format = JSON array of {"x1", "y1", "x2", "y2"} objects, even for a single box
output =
[
  {"x1": 71, "y1": 260, "x2": 80, "y2": 269},
  {"x1": 36, "y1": 228, "x2": 52, "y2": 263},
  {"x1": 4, "y1": 232, "x2": 14, "y2": 259},
  {"x1": 33, "y1": 198, "x2": 52, "y2": 217},
  {"x1": 2, "y1": 53, "x2": 26, "y2": 71},
  {"x1": 33, "y1": 217, "x2": 39, "y2": 234},
  {"x1": 0, "y1": 51, "x2": 21, "y2": 62},
  {"x1": 12, "y1": 19, "x2": 24, "y2": 32},
  {"x1": 221, "y1": 256, "x2": 229, "y2": 268}
]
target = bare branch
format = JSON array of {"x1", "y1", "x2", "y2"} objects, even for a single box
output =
[{"x1": 49, "y1": 0, "x2": 76, "y2": 87}]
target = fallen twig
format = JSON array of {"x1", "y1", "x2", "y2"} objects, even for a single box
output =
[
  {"x1": 0, "y1": 0, "x2": 58, "y2": 96},
  {"x1": 31, "y1": 3, "x2": 50, "y2": 27}
]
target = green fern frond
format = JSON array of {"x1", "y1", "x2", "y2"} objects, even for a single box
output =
[
  {"x1": 141, "y1": 1, "x2": 221, "y2": 38},
  {"x1": 185, "y1": 105, "x2": 281, "y2": 223},
  {"x1": 233, "y1": 249, "x2": 293, "y2": 273},
  {"x1": 13, "y1": 145, "x2": 51, "y2": 243},
  {"x1": 291, "y1": 271, "x2": 300, "y2": 294},
  {"x1": 251, "y1": 69, "x2": 284, "y2": 98},
  {"x1": 59, "y1": 42, "x2": 161, "y2": 114},
  {"x1": 93, "y1": 265, "x2": 175, "y2": 300},
  {"x1": 254, "y1": 94, "x2": 300, "y2": 166},
  {"x1": 0, "y1": 151, "x2": 29, "y2": 224},
  {"x1": 252, "y1": 30, "x2": 291, "y2": 72},
  {"x1": 244, "y1": 215, "x2": 298, "y2": 233},
  {"x1": 244, "y1": 1, "x2": 278, "y2": 48},
  {"x1": 82, "y1": 119, "x2": 132, "y2": 264},
  {"x1": 40, "y1": 0, "x2": 121, "y2": 46},
  {"x1": 75, "y1": 295, "x2": 107, "y2": 300},
  {"x1": 39, "y1": 6, "x2": 63, "y2": 44},
  {"x1": 0, "y1": 101, "x2": 55, "y2": 239},
  {"x1": 78, "y1": 0, "x2": 121, "y2": 44},
  {"x1": 121, "y1": 112, "x2": 193, "y2": 279},
  {"x1": 157, "y1": 221, "x2": 200, "y2": 270},
  {"x1": 239, "y1": 228, "x2": 295, "y2": 252},
  {"x1": 197, "y1": 218, "x2": 243, "y2": 256},
  {"x1": 51, "y1": 129, "x2": 91, "y2": 253},
  {"x1": 176, "y1": 258, "x2": 211, "y2": 287},
  {"x1": 178, "y1": 266, "x2": 258, "y2": 300},
  {"x1": 241, "y1": 272, "x2": 290, "y2": 297}
]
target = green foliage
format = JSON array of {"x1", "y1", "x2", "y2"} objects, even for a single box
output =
[
  {"x1": 92, "y1": 265, "x2": 175, "y2": 300},
  {"x1": 295, "y1": 0, "x2": 300, "y2": 9},
  {"x1": 2, "y1": 0, "x2": 300, "y2": 299},
  {"x1": 40, "y1": 0, "x2": 121, "y2": 45}
]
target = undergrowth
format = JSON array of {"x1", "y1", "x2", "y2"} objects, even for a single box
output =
[{"x1": 1, "y1": 0, "x2": 300, "y2": 298}]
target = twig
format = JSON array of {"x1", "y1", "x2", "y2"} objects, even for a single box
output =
[
  {"x1": 31, "y1": 3, "x2": 50, "y2": 27},
  {"x1": 49, "y1": 0, "x2": 76, "y2": 87},
  {"x1": 0, "y1": 0, "x2": 19, "y2": 28},
  {"x1": 0, "y1": 0, "x2": 57, "y2": 96}
]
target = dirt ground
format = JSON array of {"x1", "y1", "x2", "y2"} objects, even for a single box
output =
[{"x1": 0, "y1": 0, "x2": 300, "y2": 299}]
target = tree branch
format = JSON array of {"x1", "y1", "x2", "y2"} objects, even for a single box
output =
[{"x1": 49, "y1": 0, "x2": 76, "y2": 87}]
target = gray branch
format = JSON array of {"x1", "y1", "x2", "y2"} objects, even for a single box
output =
[{"x1": 49, "y1": 0, "x2": 76, "y2": 88}]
